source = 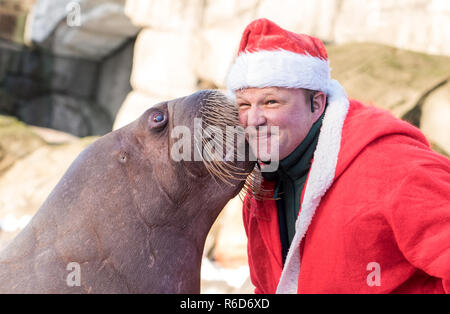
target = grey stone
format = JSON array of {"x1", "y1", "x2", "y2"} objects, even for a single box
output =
[
  {"x1": 17, "y1": 95, "x2": 52, "y2": 127},
  {"x1": 79, "y1": 99, "x2": 112, "y2": 135},
  {"x1": 0, "y1": 40, "x2": 23, "y2": 81},
  {"x1": 96, "y1": 38, "x2": 134, "y2": 122},
  {"x1": 21, "y1": 49, "x2": 42, "y2": 79},
  {"x1": 30, "y1": 0, "x2": 140, "y2": 60},
  {"x1": 49, "y1": 94, "x2": 111, "y2": 136},
  {"x1": 0, "y1": 89, "x2": 15, "y2": 114},
  {"x1": 4, "y1": 76, "x2": 40, "y2": 100},
  {"x1": 50, "y1": 55, "x2": 99, "y2": 99},
  {"x1": 51, "y1": 25, "x2": 132, "y2": 61},
  {"x1": 50, "y1": 94, "x2": 90, "y2": 136},
  {"x1": 16, "y1": 94, "x2": 111, "y2": 136}
]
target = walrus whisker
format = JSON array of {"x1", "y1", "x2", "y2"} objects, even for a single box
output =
[
  {"x1": 197, "y1": 135, "x2": 242, "y2": 187},
  {"x1": 198, "y1": 91, "x2": 252, "y2": 184},
  {"x1": 238, "y1": 166, "x2": 276, "y2": 204},
  {"x1": 197, "y1": 89, "x2": 275, "y2": 201},
  {"x1": 194, "y1": 137, "x2": 228, "y2": 189},
  {"x1": 200, "y1": 135, "x2": 250, "y2": 176},
  {"x1": 200, "y1": 122, "x2": 247, "y2": 160},
  {"x1": 199, "y1": 140, "x2": 247, "y2": 185},
  {"x1": 200, "y1": 135, "x2": 247, "y2": 172}
]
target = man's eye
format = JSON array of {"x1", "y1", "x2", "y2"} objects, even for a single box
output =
[
  {"x1": 238, "y1": 103, "x2": 250, "y2": 109},
  {"x1": 266, "y1": 100, "x2": 278, "y2": 105}
]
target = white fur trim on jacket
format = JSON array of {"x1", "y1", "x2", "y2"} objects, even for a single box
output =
[
  {"x1": 226, "y1": 49, "x2": 330, "y2": 94},
  {"x1": 276, "y1": 80, "x2": 350, "y2": 294}
]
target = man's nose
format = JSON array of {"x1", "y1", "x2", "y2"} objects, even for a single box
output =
[{"x1": 247, "y1": 106, "x2": 267, "y2": 127}]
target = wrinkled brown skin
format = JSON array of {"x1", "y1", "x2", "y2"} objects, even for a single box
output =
[{"x1": 0, "y1": 91, "x2": 253, "y2": 293}]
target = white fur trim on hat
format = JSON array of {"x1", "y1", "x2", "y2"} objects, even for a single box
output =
[
  {"x1": 276, "y1": 80, "x2": 350, "y2": 294},
  {"x1": 226, "y1": 49, "x2": 331, "y2": 94}
]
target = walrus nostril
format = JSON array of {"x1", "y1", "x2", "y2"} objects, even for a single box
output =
[{"x1": 118, "y1": 152, "x2": 128, "y2": 164}]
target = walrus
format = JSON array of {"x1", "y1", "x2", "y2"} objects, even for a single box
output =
[{"x1": 0, "y1": 90, "x2": 255, "y2": 293}]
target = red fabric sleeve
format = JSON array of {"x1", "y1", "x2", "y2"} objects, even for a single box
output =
[
  {"x1": 242, "y1": 195, "x2": 263, "y2": 294},
  {"x1": 387, "y1": 159, "x2": 450, "y2": 293}
]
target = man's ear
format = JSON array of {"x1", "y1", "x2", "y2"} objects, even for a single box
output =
[{"x1": 312, "y1": 91, "x2": 327, "y2": 121}]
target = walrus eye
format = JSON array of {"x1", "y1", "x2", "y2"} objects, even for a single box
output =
[
  {"x1": 153, "y1": 113, "x2": 164, "y2": 123},
  {"x1": 149, "y1": 111, "x2": 167, "y2": 129}
]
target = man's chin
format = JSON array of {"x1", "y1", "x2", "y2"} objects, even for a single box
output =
[
  {"x1": 249, "y1": 143, "x2": 280, "y2": 162},
  {"x1": 252, "y1": 150, "x2": 278, "y2": 164}
]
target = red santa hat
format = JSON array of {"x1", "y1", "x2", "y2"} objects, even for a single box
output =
[
  {"x1": 226, "y1": 18, "x2": 346, "y2": 99},
  {"x1": 227, "y1": 19, "x2": 351, "y2": 294}
]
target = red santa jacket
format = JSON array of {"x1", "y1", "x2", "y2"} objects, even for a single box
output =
[{"x1": 243, "y1": 99, "x2": 450, "y2": 294}]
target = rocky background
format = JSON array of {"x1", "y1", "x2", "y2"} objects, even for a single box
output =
[{"x1": 0, "y1": 0, "x2": 449, "y2": 293}]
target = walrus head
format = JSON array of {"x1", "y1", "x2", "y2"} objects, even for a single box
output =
[
  {"x1": 117, "y1": 89, "x2": 255, "y2": 226},
  {"x1": 0, "y1": 90, "x2": 255, "y2": 294}
]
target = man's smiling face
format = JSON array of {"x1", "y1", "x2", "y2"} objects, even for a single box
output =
[{"x1": 236, "y1": 87, "x2": 325, "y2": 161}]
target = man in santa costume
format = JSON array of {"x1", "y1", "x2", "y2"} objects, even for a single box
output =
[{"x1": 226, "y1": 18, "x2": 450, "y2": 293}]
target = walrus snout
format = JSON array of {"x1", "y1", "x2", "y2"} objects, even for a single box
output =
[{"x1": 176, "y1": 90, "x2": 255, "y2": 186}]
